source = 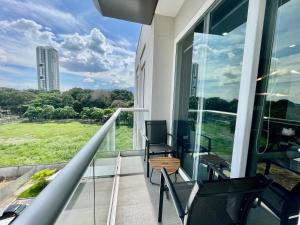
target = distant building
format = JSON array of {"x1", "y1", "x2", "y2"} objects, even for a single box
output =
[
  {"x1": 36, "y1": 46, "x2": 60, "y2": 91},
  {"x1": 190, "y1": 63, "x2": 198, "y2": 97}
]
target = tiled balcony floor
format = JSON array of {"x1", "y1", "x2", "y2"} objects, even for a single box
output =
[
  {"x1": 55, "y1": 155, "x2": 181, "y2": 225},
  {"x1": 116, "y1": 156, "x2": 181, "y2": 225}
]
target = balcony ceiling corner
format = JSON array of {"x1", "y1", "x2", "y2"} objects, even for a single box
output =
[{"x1": 93, "y1": 0, "x2": 158, "y2": 25}]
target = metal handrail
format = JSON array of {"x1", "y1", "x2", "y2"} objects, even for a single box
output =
[{"x1": 12, "y1": 108, "x2": 148, "y2": 225}]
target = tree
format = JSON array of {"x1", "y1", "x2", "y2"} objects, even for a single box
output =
[
  {"x1": 91, "y1": 90, "x2": 111, "y2": 108},
  {"x1": 23, "y1": 106, "x2": 37, "y2": 121},
  {"x1": 91, "y1": 108, "x2": 104, "y2": 121},
  {"x1": 31, "y1": 92, "x2": 62, "y2": 108},
  {"x1": 80, "y1": 107, "x2": 93, "y2": 119},
  {"x1": 65, "y1": 88, "x2": 92, "y2": 112},
  {"x1": 110, "y1": 100, "x2": 128, "y2": 108},
  {"x1": 111, "y1": 89, "x2": 133, "y2": 102},
  {"x1": 23, "y1": 106, "x2": 42, "y2": 121},
  {"x1": 61, "y1": 106, "x2": 77, "y2": 119},
  {"x1": 189, "y1": 96, "x2": 199, "y2": 110},
  {"x1": 104, "y1": 108, "x2": 115, "y2": 120},
  {"x1": 0, "y1": 88, "x2": 36, "y2": 114},
  {"x1": 119, "y1": 111, "x2": 133, "y2": 127},
  {"x1": 53, "y1": 108, "x2": 63, "y2": 119},
  {"x1": 61, "y1": 92, "x2": 74, "y2": 107},
  {"x1": 53, "y1": 106, "x2": 77, "y2": 119},
  {"x1": 41, "y1": 105, "x2": 55, "y2": 119},
  {"x1": 205, "y1": 97, "x2": 230, "y2": 111}
]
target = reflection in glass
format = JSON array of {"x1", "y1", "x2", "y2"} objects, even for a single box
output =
[
  {"x1": 248, "y1": 0, "x2": 300, "y2": 191},
  {"x1": 173, "y1": 0, "x2": 249, "y2": 180}
]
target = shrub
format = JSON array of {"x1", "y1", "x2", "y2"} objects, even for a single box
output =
[
  {"x1": 31, "y1": 169, "x2": 57, "y2": 182},
  {"x1": 110, "y1": 100, "x2": 128, "y2": 108},
  {"x1": 104, "y1": 108, "x2": 114, "y2": 117},
  {"x1": 90, "y1": 108, "x2": 104, "y2": 121},
  {"x1": 41, "y1": 105, "x2": 55, "y2": 119},
  {"x1": 18, "y1": 168, "x2": 57, "y2": 199},
  {"x1": 18, "y1": 180, "x2": 49, "y2": 198},
  {"x1": 80, "y1": 107, "x2": 93, "y2": 119},
  {"x1": 54, "y1": 106, "x2": 77, "y2": 119}
]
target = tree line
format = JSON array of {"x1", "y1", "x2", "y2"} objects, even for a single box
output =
[{"x1": 0, "y1": 87, "x2": 134, "y2": 123}]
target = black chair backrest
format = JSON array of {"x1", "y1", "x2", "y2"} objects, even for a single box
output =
[
  {"x1": 261, "y1": 182, "x2": 300, "y2": 225},
  {"x1": 184, "y1": 175, "x2": 271, "y2": 225},
  {"x1": 145, "y1": 120, "x2": 167, "y2": 145}
]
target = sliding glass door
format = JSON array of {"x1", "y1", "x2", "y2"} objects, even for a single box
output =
[
  {"x1": 248, "y1": 0, "x2": 300, "y2": 190},
  {"x1": 173, "y1": 0, "x2": 249, "y2": 180}
]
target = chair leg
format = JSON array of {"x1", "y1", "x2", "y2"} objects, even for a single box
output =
[
  {"x1": 147, "y1": 158, "x2": 150, "y2": 177},
  {"x1": 158, "y1": 173, "x2": 165, "y2": 222},
  {"x1": 208, "y1": 167, "x2": 214, "y2": 181},
  {"x1": 149, "y1": 169, "x2": 154, "y2": 184}
]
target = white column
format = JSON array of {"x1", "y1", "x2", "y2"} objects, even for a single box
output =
[{"x1": 230, "y1": 0, "x2": 266, "y2": 178}]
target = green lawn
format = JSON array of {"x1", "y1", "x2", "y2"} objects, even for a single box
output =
[
  {"x1": 202, "y1": 121, "x2": 234, "y2": 156},
  {"x1": 0, "y1": 121, "x2": 133, "y2": 166}
]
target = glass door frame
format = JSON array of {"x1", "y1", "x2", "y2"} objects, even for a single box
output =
[{"x1": 171, "y1": 0, "x2": 267, "y2": 178}]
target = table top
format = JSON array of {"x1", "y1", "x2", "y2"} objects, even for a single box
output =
[
  {"x1": 200, "y1": 154, "x2": 230, "y2": 168},
  {"x1": 149, "y1": 157, "x2": 180, "y2": 175}
]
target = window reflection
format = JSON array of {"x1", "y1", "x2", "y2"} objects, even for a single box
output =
[
  {"x1": 174, "y1": 0, "x2": 249, "y2": 181},
  {"x1": 192, "y1": 0, "x2": 248, "y2": 180},
  {"x1": 249, "y1": 0, "x2": 300, "y2": 191}
]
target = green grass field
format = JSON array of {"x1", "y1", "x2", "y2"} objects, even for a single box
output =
[
  {"x1": 0, "y1": 121, "x2": 133, "y2": 166},
  {"x1": 202, "y1": 121, "x2": 234, "y2": 156}
]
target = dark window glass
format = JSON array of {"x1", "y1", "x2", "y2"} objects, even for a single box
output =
[{"x1": 248, "y1": 0, "x2": 300, "y2": 190}]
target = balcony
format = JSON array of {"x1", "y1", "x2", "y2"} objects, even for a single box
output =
[
  {"x1": 10, "y1": 108, "x2": 298, "y2": 225},
  {"x1": 11, "y1": 108, "x2": 183, "y2": 225}
]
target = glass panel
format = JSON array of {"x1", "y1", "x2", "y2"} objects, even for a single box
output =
[
  {"x1": 116, "y1": 111, "x2": 133, "y2": 151},
  {"x1": 174, "y1": 0, "x2": 249, "y2": 181},
  {"x1": 133, "y1": 110, "x2": 149, "y2": 151},
  {"x1": 55, "y1": 123, "x2": 117, "y2": 225},
  {"x1": 248, "y1": 0, "x2": 300, "y2": 188},
  {"x1": 195, "y1": 0, "x2": 248, "y2": 180}
]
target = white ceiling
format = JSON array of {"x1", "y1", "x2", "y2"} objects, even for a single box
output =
[{"x1": 155, "y1": 0, "x2": 185, "y2": 17}]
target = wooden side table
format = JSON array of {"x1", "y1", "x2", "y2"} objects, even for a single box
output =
[{"x1": 148, "y1": 157, "x2": 180, "y2": 184}]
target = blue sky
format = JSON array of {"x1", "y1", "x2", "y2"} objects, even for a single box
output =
[{"x1": 0, "y1": 0, "x2": 140, "y2": 91}]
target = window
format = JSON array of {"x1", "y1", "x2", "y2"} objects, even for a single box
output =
[
  {"x1": 248, "y1": 0, "x2": 300, "y2": 191},
  {"x1": 173, "y1": 0, "x2": 249, "y2": 181}
]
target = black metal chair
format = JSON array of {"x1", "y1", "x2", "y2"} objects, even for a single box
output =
[
  {"x1": 257, "y1": 182, "x2": 300, "y2": 225},
  {"x1": 144, "y1": 120, "x2": 176, "y2": 177},
  {"x1": 158, "y1": 168, "x2": 272, "y2": 225}
]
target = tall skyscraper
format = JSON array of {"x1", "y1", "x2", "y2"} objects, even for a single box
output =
[{"x1": 36, "y1": 46, "x2": 60, "y2": 91}]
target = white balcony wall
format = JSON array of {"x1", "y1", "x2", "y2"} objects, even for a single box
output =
[
  {"x1": 152, "y1": 15, "x2": 174, "y2": 128},
  {"x1": 135, "y1": 24, "x2": 154, "y2": 115},
  {"x1": 135, "y1": 15, "x2": 174, "y2": 130}
]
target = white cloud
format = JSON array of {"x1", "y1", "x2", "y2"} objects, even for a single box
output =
[
  {"x1": 0, "y1": 49, "x2": 7, "y2": 63},
  {"x1": 0, "y1": 0, "x2": 82, "y2": 32},
  {"x1": 83, "y1": 77, "x2": 95, "y2": 83},
  {"x1": 0, "y1": 18, "x2": 135, "y2": 89}
]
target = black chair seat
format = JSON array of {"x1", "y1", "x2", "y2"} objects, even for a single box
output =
[{"x1": 149, "y1": 144, "x2": 173, "y2": 154}]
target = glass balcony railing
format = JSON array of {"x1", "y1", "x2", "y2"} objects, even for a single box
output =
[{"x1": 11, "y1": 108, "x2": 149, "y2": 225}]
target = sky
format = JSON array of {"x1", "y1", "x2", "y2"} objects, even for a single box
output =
[
  {"x1": 0, "y1": 0, "x2": 141, "y2": 91},
  {"x1": 191, "y1": 0, "x2": 300, "y2": 104}
]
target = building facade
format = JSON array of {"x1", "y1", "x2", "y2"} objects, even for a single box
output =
[
  {"x1": 135, "y1": 0, "x2": 300, "y2": 203},
  {"x1": 36, "y1": 46, "x2": 60, "y2": 91}
]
